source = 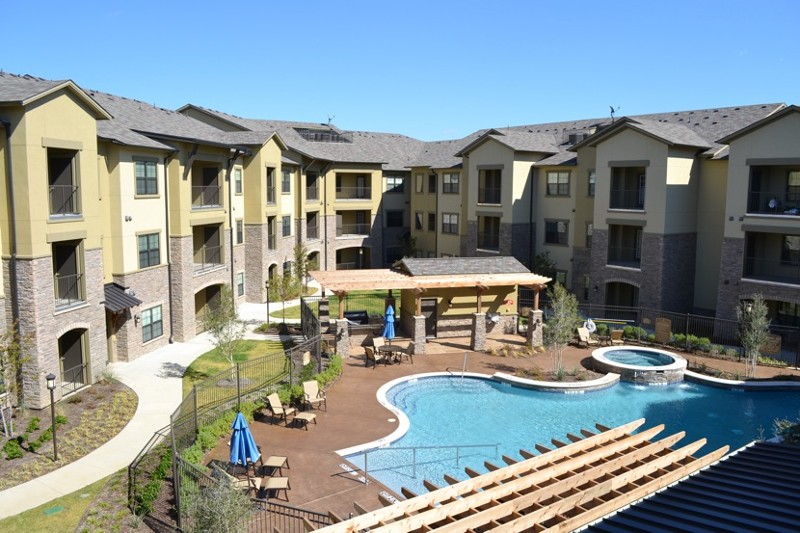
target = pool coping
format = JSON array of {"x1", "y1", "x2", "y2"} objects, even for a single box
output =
[
  {"x1": 493, "y1": 371, "x2": 620, "y2": 392},
  {"x1": 684, "y1": 369, "x2": 800, "y2": 390},
  {"x1": 591, "y1": 345, "x2": 688, "y2": 373}
]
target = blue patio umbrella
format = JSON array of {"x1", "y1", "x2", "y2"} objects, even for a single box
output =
[
  {"x1": 230, "y1": 412, "x2": 260, "y2": 468},
  {"x1": 382, "y1": 304, "x2": 396, "y2": 343}
]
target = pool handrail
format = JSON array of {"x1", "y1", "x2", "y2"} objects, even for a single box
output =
[{"x1": 361, "y1": 442, "x2": 499, "y2": 484}]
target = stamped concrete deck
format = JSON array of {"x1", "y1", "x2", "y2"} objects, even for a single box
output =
[{"x1": 205, "y1": 334, "x2": 800, "y2": 519}]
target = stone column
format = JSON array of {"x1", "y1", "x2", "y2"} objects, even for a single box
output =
[
  {"x1": 413, "y1": 315, "x2": 426, "y2": 355},
  {"x1": 471, "y1": 313, "x2": 486, "y2": 351},
  {"x1": 319, "y1": 298, "x2": 330, "y2": 333},
  {"x1": 334, "y1": 319, "x2": 350, "y2": 358},
  {"x1": 527, "y1": 309, "x2": 544, "y2": 349}
]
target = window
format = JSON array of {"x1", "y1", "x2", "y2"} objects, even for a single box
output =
[
  {"x1": 386, "y1": 210, "x2": 403, "y2": 227},
  {"x1": 283, "y1": 261, "x2": 293, "y2": 276},
  {"x1": 443, "y1": 173, "x2": 460, "y2": 194},
  {"x1": 555, "y1": 270, "x2": 567, "y2": 285},
  {"x1": 782, "y1": 235, "x2": 800, "y2": 265},
  {"x1": 386, "y1": 175, "x2": 405, "y2": 193},
  {"x1": 586, "y1": 222, "x2": 593, "y2": 248},
  {"x1": 234, "y1": 168, "x2": 242, "y2": 195},
  {"x1": 266, "y1": 167, "x2": 276, "y2": 204},
  {"x1": 428, "y1": 213, "x2": 436, "y2": 232},
  {"x1": 478, "y1": 168, "x2": 501, "y2": 203},
  {"x1": 142, "y1": 305, "x2": 163, "y2": 343},
  {"x1": 138, "y1": 233, "x2": 160, "y2": 268},
  {"x1": 236, "y1": 219, "x2": 243, "y2": 244},
  {"x1": 545, "y1": 220, "x2": 569, "y2": 245},
  {"x1": 237, "y1": 272, "x2": 245, "y2": 296},
  {"x1": 442, "y1": 213, "x2": 459, "y2": 234},
  {"x1": 588, "y1": 170, "x2": 596, "y2": 197},
  {"x1": 48, "y1": 148, "x2": 80, "y2": 215},
  {"x1": 281, "y1": 168, "x2": 291, "y2": 194},
  {"x1": 415, "y1": 212, "x2": 423, "y2": 230},
  {"x1": 306, "y1": 172, "x2": 318, "y2": 200},
  {"x1": 415, "y1": 173, "x2": 423, "y2": 193},
  {"x1": 428, "y1": 174, "x2": 437, "y2": 193},
  {"x1": 135, "y1": 160, "x2": 158, "y2": 195},
  {"x1": 282, "y1": 215, "x2": 291, "y2": 237},
  {"x1": 787, "y1": 171, "x2": 800, "y2": 202},
  {"x1": 547, "y1": 171, "x2": 570, "y2": 196}
]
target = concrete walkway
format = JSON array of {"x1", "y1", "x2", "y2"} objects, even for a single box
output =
[{"x1": 0, "y1": 283, "x2": 316, "y2": 520}]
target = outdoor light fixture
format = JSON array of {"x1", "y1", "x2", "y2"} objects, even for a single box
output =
[
  {"x1": 46, "y1": 373, "x2": 58, "y2": 461},
  {"x1": 593, "y1": 286, "x2": 599, "y2": 293},
  {"x1": 134, "y1": 314, "x2": 141, "y2": 326},
  {"x1": 265, "y1": 280, "x2": 271, "y2": 322}
]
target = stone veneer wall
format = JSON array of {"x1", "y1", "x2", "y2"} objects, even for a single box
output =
[
  {"x1": 510, "y1": 222, "x2": 533, "y2": 267},
  {"x1": 4, "y1": 248, "x2": 107, "y2": 408},
  {"x1": 571, "y1": 247, "x2": 592, "y2": 302},
  {"x1": 113, "y1": 265, "x2": 170, "y2": 362},
  {"x1": 658, "y1": 233, "x2": 696, "y2": 312},
  {"x1": 462, "y1": 220, "x2": 520, "y2": 258}
]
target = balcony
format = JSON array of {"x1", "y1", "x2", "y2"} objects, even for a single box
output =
[
  {"x1": 743, "y1": 256, "x2": 800, "y2": 285},
  {"x1": 335, "y1": 186, "x2": 371, "y2": 200},
  {"x1": 54, "y1": 272, "x2": 84, "y2": 308},
  {"x1": 307, "y1": 225, "x2": 319, "y2": 240},
  {"x1": 267, "y1": 233, "x2": 277, "y2": 250},
  {"x1": 477, "y1": 231, "x2": 500, "y2": 250},
  {"x1": 478, "y1": 187, "x2": 501, "y2": 204},
  {"x1": 609, "y1": 188, "x2": 645, "y2": 210},
  {"x1": 607, "y1": 245, "x2": 641, "y2": 268},
  {"x1": 306, "y1": 185, "x2": 319, "y2": 201},
  {"x1": 747, "y1": 191, "x2": 800, "y2": 216},
  {"x1": 192, "y1": 185, "x2": 221, "y2": 209},
  {"x1": 49, "y1": 184, "x2": 80, "y2": 217},
  {"x1": 267, "y1": 186, "x2": 276, "y2": 205},
  {"x1": 194, "y1": 245, "x2": 222, "y2": 272},
  {"x1": 337, "y1": 223, "x2": 370, "y2": 237}
]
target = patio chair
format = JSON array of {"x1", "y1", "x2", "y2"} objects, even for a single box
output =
[
  {"x1": 364, "y1": 346, "x2": 387, "y2": 368},
  {"x1": 576, "y1": 327, "x2": 599, "y2": 348},
  {"x1": 266, "y1": 392, "x2": 297, "y2": 426},
  {"x1": 373, "y1": 336, "x2": 385, "y2": 350},
  {"x1": 212, "y1": 466, "x2": 257, "y2": 495},
  {"x1": 401, "y1": 341, "x2": 415, "y2": 364},
  {"x1": 610, "y1": 329, "x2": 624, "y2": 346},
  {"x1": 302, "y1": 380, "x2": 327, "y2": 411}
]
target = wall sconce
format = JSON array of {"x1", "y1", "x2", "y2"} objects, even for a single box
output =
[
  {"x1": 124, "y1": 215, "x2": 132, "y2": 222},
  {"x1": 593, "y1": 286, "x2": 599, "y2": 293},
  {"x1": 447, "y1": 298, "x2": 453, "y2": 308},
  {"x1": 134, "y1": 314, "x2": 141, "y2": 326}
]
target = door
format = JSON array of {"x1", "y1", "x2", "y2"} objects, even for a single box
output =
[
  {"x1": 421, "y1": 298, "x2": 437, "y2": 338},
  {"x1": 356, "y1": 175, "x2": 366, "y2": 198}
]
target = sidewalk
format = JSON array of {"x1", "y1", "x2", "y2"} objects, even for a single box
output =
[{"x1": 0, "y1": 284, "x2": 317, "y2": 520}]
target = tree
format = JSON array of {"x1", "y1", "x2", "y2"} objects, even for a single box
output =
[
  {"x1": 542, "y1": 283, "x2": 581, "y2": 374},
  {"x1": 532, "y1": 251, "x2": 558, "y2": 283},
  {"x1": 399, "y1": 232, "x2": 417, "y2": 258},
  {"x1": 185, "y1": 474, "x2": 252, "y2": 533},
  {"x1": 204, "y1": 285, "x2": 246, "y2": 370},
  {"x1": 737, "y1": 294, "x2": 770, "y2": 379},
  {"x1": 0, "y1": 325, "x2": 33, "y2": 437},
  {"x1": 293, "y1": 243, "x2": 308, "y2": 292}
]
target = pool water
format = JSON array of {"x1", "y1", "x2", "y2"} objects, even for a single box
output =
[
  {"x1": 345, "y1": 376, "x2": 800, "y2": 497},
  {"x1": 604, "y1": 348, "x2": 674, "y2": 367}
]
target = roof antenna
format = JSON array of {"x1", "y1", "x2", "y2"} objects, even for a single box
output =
[
  {"x1": 610, "y1": 106, "x2": 620, "y2": 123},
  {"x1": 327, "y1": 115, "x2": 335, "y2": 126}
]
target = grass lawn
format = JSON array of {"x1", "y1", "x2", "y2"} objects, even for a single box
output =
[
  {"x1": 0, "y1": 475, "x2": 109, "y2": 533},
  {"x1": 182, "y1": 339, "x2": 288, "y2": 396}
]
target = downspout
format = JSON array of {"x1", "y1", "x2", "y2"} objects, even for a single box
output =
[
  {"x1": 431, "y1": 169, "x2": 439, "y2": 256},
  {"x1": 226, "y1": 150, "x2": 243, "y2": 297},
  {"x1": 1, "y1": 119, "x2": 21, "y2": 337},
  {"x1": 164, "y1": 152, "x2": 176, "y2": 343},
  {"x1": 529, "y1": 165, "x2": 537, "y2": 268}
]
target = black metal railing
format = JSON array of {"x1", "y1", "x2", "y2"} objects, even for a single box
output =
[
  {"x1": 306, "y1": 225, "x2": 319, "y2": 240},
  {"x1": 335, "y1": 186, "x2": 371, "y2": 200},
  {"x1": 477, "y1": 231, "x2": 500, "y2": 250},
  {"x1": 249, "y1": 500, "x2": 332, "y2": 532},
  {"x1": 609, "y1": 188, "x2": 645, "y2": 209},
  {"x1": 268, "y1": 233, "x2": 277, "y2": 250},
  {"x1": 54, "y1": 273, "x2": 84, "y2": 307},
  {"x1": 194, "y1": 245, "x2": 222, "y2": 272},
  {"x1": 61, "y1": 362, "x2": 87, "y2": 394},
  {"x1": 743, "y1": 256, "x2": 800, "y2": 284},
  {"x1": 337, "y1": 223, "x2": 370, "y2": 236},
  {"x1": 191, "y1": 185, "x2": 221, "y2": 208},
  {"x1": 746, "y1": 191, "x2": 800, "y2": 215},
  {"x1": 49, "y1": 184, "x2": 79, "y2": 216},
  {"x1": 478, "y1": 187, "x2": 501, "y2": 204},
  {"x1": 267, "y1": 187, "x2": 276, "y2": 205},
  {"x1": 306, "y1": 185, "x2": 319, "y2": 201},
  {"x1": 607, "y1": 246, "x2": 641, "y2": 268}
]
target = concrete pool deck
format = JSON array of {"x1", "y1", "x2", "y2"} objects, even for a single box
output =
[{"x1": 204, "y1": 335, "x2": 800, "y2": 518}]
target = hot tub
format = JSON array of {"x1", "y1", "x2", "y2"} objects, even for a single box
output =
[{"x1": 592, "y1": 346, "x2": 687, "y2": 384}]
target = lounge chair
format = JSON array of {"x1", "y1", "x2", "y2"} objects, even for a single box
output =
[
  {"x1": 401, "y1": 341, "x2": 415, "y2": 364},
  {"x1": 610, "y1": 329, "x2": 624, "y2": 346},
  {"x1": 302, "y1": 380, "x2": 327, "y2": 411},
  {"x1": 576, "y1": 327, "x2": 599, "y2": 348},
  {"x1": 212, "y1": 466, "x2": 258, "y2": 495},
  {"x1": 266, "y1": 393, "x2": 296, "y2": 426},
  {"x1": 364, "y1": 346, "x2": 387, "y2": 368}
]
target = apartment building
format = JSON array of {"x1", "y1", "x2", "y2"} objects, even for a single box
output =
[{"x1": 1, "y1": 71, "x2": 797, "y2": 406}]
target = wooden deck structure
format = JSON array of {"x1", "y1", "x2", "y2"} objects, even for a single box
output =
[{"x1": 309, "y1": 419, "x2": 728, "y2": 532}]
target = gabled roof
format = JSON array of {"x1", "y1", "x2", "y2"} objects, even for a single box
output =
[
  {"x1": 407, "y1": 133, "x2": 481, "y2": 169},
  {"x1": 717, "y1": 104, "x2": 800, "y2": 144},
  {"x1": 0, "y1": 72, "x2": 111, "y2": 119},
  {"x1": 571, "y1": 116, "x2": 713, "y2": 151},
  {"x1": 397, "y1": 256, "x2": 530, "y2": 277},
  {"x1": 455, "y1": 128, "x2": 562, "y2": 157}
]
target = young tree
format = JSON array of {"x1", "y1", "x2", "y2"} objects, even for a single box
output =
[
  {"x1": 532, "y1": 251, "x2": 558, "y2": 283},
  {"x1": 204, "y1": 285, "x2": 247, "y2": 370},
  {"x1": 737, "y1": 294, "x2": 770, "y2": 379},
  {"x1": 293, "y1": 243, "x2": 308, "y2": 292},
  {"x1": 185, "y1": 474, "x2": 252, "y2": 533},
  {"x1": 542, "y1": 283, "x2": 581, "y2": 374},
  {"x1": 0, "y1": 325, "x2": 33, "y2": 437}
]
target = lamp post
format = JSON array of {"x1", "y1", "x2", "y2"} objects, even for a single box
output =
[
  {"x1": 46, "y1": 373, "x2": 58, "y2": 462},
  {"x1": 265, "y1": 280, "x2": 271, "y2": 323}
]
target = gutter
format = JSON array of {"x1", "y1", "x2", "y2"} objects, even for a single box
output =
[
  {"x1": 227, "y1": 150, "x2": 243, "y2": 299},
  {"x1": 163, "y1": 152, "x2": 176, "y2": 343},
  {"x1": 1, "y1": 119, "x2": 21, "y2": 338}
]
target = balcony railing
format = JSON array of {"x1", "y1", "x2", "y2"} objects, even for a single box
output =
[
  {"x1": 307, "y1": 225, "x2": 319, "y2": 240},
  {"x1": 267, "y1": 234, "x2": 277, "y2": 250},
  {"x1": 192, "y1": 185, "x2": 221, "y2": 208},
  {"x1": 607, "y1": 246, "x2": 641, "y2": 268},
  {"x1": 336, "y1": 262, "x2": 357, "y2": 270},
  {"x1": 335, "y1": 187, "x2": 371, "y2": 200},
  {"x1": 49, "y1": 184, "x2": 80, "y2": 216},
  {"x1": 746, "y1": 191, "x2": 800, "y2": 215},
  {"x1": 477, "y1": 231, "x2": 500, "y2": 250},
  {"x1": 54, "y1": 273, "x2": 84, "y2": 307},
  {"x1": 267, "y1": 187, "x2": 276, "y2": 205},
  {"x1": 743, "y1": 256, "x2": 800, "y2": 285},
  {"x1": 609, "y1": 188, "x2": 645, "y2": 210},
  {"x1": 194, "y1": 245, "x2": 222, "y2": 272},
  {"x1": 61, "y1": 362, "x2": 87, "y2": 394},
  {"x1": 337, "y1": 223, "x2": 370, "y2": 237},
  {"x1": 306, "y1": 185, "x2": 319, "y2": 201},
  {"x1": 478, "y1": 187, "x2": 501, "y2": 204}
]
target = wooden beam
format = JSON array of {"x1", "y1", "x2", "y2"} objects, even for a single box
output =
[{"x1": 335, "y1": 290, "x2": 347, "y2": 319}]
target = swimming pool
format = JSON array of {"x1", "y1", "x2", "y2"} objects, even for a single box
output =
[{"x1": 344, "y1": 375, "x2": 800, "y2": 497}]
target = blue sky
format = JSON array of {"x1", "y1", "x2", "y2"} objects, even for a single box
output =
[{"x1": 5, "y1": 1, "x2": 798, "y2": 141}]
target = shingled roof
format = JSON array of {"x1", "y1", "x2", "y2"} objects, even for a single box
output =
[
  {"x1": 397, "y1": 256, "x2": 531, "y2": 277},
  {"x1": 0, "y1": 72, "x2": 111, "y2": 119}
]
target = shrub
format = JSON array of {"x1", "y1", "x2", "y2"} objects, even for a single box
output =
[
  {"x1": 26, "y1": 417, "x2": 41, "y2": 433},
  {"x1": 622, "y1": 326, "x2": 647, "y2": 340},
  {"x1": 774, "y1": 414, "x2": 800, "y2": 445},
  {"x1": 670, "y1": 333, "x2": 686, "y2": 348},
  {"x1": 646, "y1": 333, "x2": 656, "y2": 343},
  {"x1": 4, "y1": 438, "x2": 24, "y2": 460},
  {"x1": 724, "y1": 347, "x2": 740, "y2": 358},
  {"x1": 27, "y1": 439, "x2": 41, "y2": 452},
  {"x1": 758, "y1": 356, "x2": 788, "y2": 367},
  {"x1": 55, "y1": 414, "x2": 68, "y2": 426},
  {"x1": 695, "y1": 337, "x2": 712, "y2": 353},
  {"x1": 596, "y1": 323, "x2": 609, "y2": 336}
]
